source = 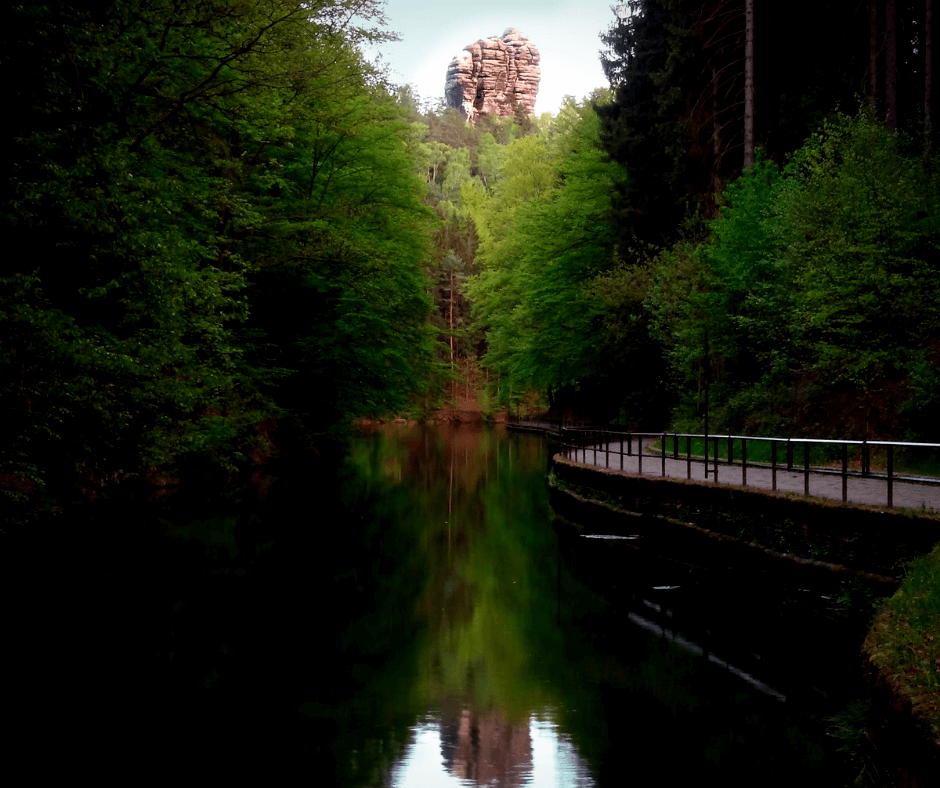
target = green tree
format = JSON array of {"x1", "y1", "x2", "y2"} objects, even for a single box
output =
[
  {"x1": 779, "y1": 115, "x2": 940, "y2": 437},
  {"x1": 441, "y1": 147, "x2": 472, "y2": 201},
  {"x1": 475, "y1": 133, "x2": 506, "y2": 191},
  {"x1": 466, "y1": 99, "x2": 666, "y2": 421},
  {"x1": 654, "y1": 113, "x2": 940, "y2": 439},
  {"x1": 0, "y1": 0, "x2": 439, "y2": 522}
]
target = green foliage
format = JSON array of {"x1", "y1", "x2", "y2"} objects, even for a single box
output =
[
  {"x1": 654, "y1": 113, "x2": 940, "y2": 440},
  {"x1": 441, "y1": 147, "x2": 472, "y2": 200},
  {"x1": 597, "y1": 0, "x2": 886, "y2": 246},
  {"x1": 464, "y1": 98, "x2": 669, "y2": 421},
  {"x1": 236, "y1": 72, "x2": 440, "y2": 426},
  {"x1": 591, "y1": 1, "x2": 940, "y2": 439},
  {"x1": 597, "y1": 0, "x2": 723, "y2": 245},
  {"x1": 475, "y1": 133, "x2": 505, "y2": 191},
  {"x1": 825, "y1": 698, "x2": 870, "y2": 785},
  {"x1": 781, "y1": 117, "x2": 940, "y2": 396},
  {"x1": 1, "y1": 0, "x2": 439, "y2": 520},
  {"x1": 867, "y1": 544, "x2": 940, "y2": 735}
]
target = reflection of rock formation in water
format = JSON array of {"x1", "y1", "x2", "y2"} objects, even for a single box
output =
[{"x1": 440, "y1": 708, "x2": 532, "y2": 785}]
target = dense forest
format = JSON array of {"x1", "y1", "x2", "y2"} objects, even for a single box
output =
[
  {"x1": 463, "y1": 0, "x2": 940, "y2": 442},
  {"x1": 1, "y1": 0, "x2": 442, "y2": 527},
  {"x1": 3, "y1": 0, "x2": 940, "y2": 529}
]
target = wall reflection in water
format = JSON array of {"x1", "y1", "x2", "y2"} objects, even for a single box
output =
[{"x1": 391, "y1": 708, "x2": 594, "y2": 788}]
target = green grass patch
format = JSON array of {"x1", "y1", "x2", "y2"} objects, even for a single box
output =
[
  {"x1": 653, "y1": 435, "x2": 835, "y2": 467},
  {"x1": 866, "y1": 544, "x2": 940, "y2": 735},
  {"x1": 649, "y1": 436, "x2": 940, "y2": 478},
  {"x1": 826, "y1": 699, "x2": 870, "y2": 786},
  {"x1": 893, "y1": 451, "x2": 940, "y2": 479}
]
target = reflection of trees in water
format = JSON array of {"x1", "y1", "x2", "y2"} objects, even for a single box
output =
[
  {"x1": 353, "y1": 425, "x2": 572, "y2": 784},
  {"x1": 440, "y1": 707, "x2": 532, "y2": 786},
  {"x1": 379, "y1": 423, "x2": 545, "y2": 498}
]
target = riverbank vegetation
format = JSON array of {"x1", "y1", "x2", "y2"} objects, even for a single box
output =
[
  {"x1": 865, "y1": 544, "x2": 940, "y2": 736},
  {"x1": 1, "y1": 1, "x2": 445, "y2": 528}
]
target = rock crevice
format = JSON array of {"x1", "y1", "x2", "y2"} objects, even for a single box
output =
[{"x1": 445, "y1": 28, "x2": 539, "y2": 124}]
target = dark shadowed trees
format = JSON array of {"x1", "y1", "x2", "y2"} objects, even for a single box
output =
[{"x1": 0, "y1": 0, "x2": 438, "y2": 520}]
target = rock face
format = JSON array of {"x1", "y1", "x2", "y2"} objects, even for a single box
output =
[{"x1": 444, "y1": 28, "x2": 540, "y2": 124}]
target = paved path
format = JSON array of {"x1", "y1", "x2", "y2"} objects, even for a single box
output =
[{"x1": 566, "y1": 439, "x2": 940, "y2": 514}]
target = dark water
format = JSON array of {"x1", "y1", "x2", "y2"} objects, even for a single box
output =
[{"x1": 159, "y1": 424, "x2": 864, "y2": 785}]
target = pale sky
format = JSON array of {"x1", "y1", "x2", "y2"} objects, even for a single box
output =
[{"x1": 369, "y1": 1, "x2": 620, "y2": 115}]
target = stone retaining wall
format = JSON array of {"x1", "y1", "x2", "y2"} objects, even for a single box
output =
[
  {"x1": 860, "y1": 648, "x2": 940, "y2": 787},
  {"x1": 551, "y1": 453, "x2": 940, "y2": 786},
  {"x1": 552, "y1": 454, "x2": 940, "y2": 579}
]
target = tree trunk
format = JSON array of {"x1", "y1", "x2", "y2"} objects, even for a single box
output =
[
  {"x1": 886, "y1": 0, "x2": 898, "y2": 130},
  {"x1": 744, "y1": 0, "x2": 755, "y2": 169},
  {"x1": 927, "y1": 0, "x2": 933, "y2": 153},
  {"x1": 870, "y1": 0, "x2": 879, "y2": 103},
  {"x1": 449, "y1": 269, "x2": 455, "y2": 396},
  {"x1": 711, "y1": 63, "x2": 723, "y2": 195}
]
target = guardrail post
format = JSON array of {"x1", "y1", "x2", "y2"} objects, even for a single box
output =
[
  {"x1": 627, "y1": 433, "x2": 632, "y2": 457},
  {"x1": 728, "y1": 436, "x2": 733, "y2": 466},
  {"x1": 713, "y1": 438, "x2": 719, "y2": 483},
  {"x1": 673, "y1": 434, "x2": 679, "y2": 460},
  {"x1": 841, "y1": 442, "x2": 848, "y2": 502},
  {"x1": 638, "y1": 436, "x2": 643, "y2": 475},
  {"x1": 661, "y1": 432, "x2": 666, "y2": 477},
  {"x1": 804, "y1": 443, "x2": 810, "y2": 496},
  {"x1": 887, "y1": 444, "x2": 894, "y2": 508},
  {"x1": 605, "y1": 429, "x2": 610, "y2": 468},
  {"x1": 862, "y1": 439, "x2": 868, "y2": 476},
  {"x1": 742, "y1": 439, "x2": 747, "y2": 486},
  {"x1": 772, "y1": 441, "x2": 777, "y2": 491},
  {"x1": 687, "y1": 435, "x2": 692, "y2": 480},
  {"x1": 787, "y1": 439, "x2": 793, "y2": 471}
]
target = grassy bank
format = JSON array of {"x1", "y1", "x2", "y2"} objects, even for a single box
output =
[{"x1": 864, "y1": 544, "x2": 940, "y2": 736}]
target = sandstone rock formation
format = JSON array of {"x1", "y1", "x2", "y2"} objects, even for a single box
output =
[{"x1": 444, "y1": 28, "x2": 540, "y2": 124}]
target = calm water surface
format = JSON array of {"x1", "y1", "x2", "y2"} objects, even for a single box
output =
[{"x1": 162, "y1": 424, "x2": 862, "y2": 785}]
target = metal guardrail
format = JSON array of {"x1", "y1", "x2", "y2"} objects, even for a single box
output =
[
  {"x1": 507, "y1": 417, "x2": 591, "y2": 435},
  {"x1": 558, "y1": 428, "x2": 940, "y2": 509}
]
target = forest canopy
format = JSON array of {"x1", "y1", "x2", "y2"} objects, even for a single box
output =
[
  {"x1": 1, "y1": 0, "x2": 440, "y2": 520},
  {"x1": 4, "y1": 0, "x2": 940, "y2": 529},
  {"x1": 464, "y1": 0, "x2": 940, "y2": 439}
]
